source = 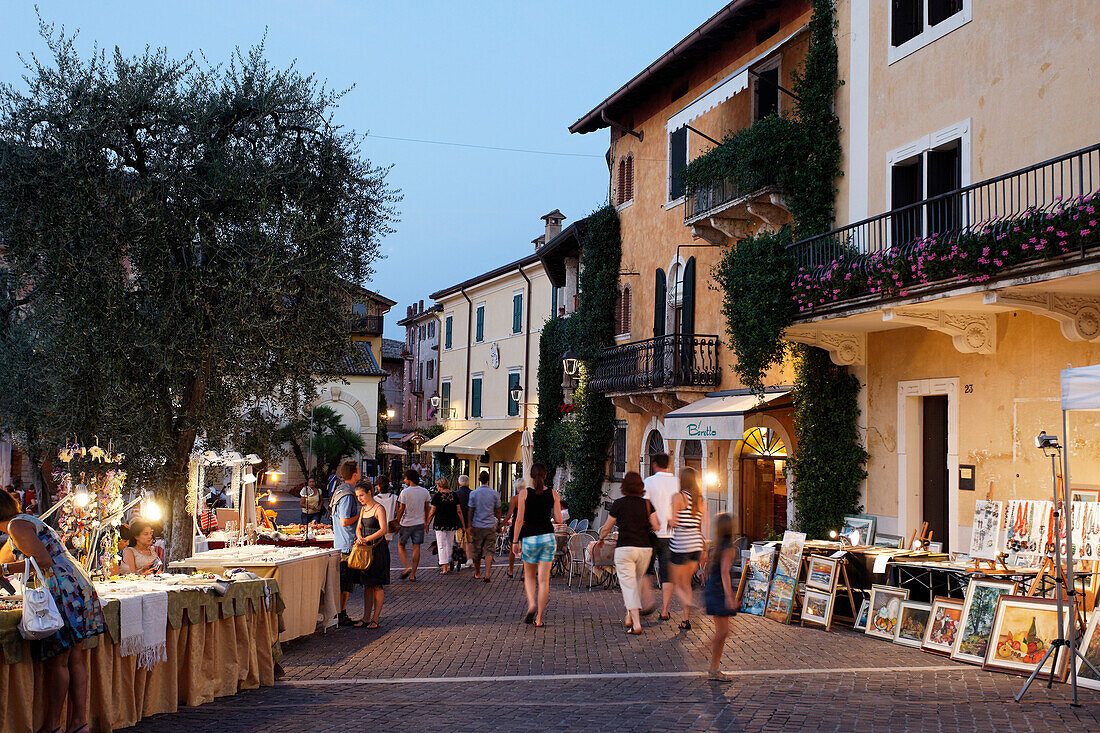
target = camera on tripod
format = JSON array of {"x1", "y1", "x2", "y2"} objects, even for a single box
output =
[{"x1": 1034, "y1": 431, "x2": 1061, "y2": 450}]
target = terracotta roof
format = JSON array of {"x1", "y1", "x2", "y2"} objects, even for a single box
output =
[
  {"x1": 333, "y1": 341, "x2": 387, "y2": 377},
  {"x1": 381, "y1": 338, "x2": 405, "y2": 361}
]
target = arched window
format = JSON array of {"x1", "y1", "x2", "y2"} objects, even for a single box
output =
[
  {"x1": 616, "y1": 154, "x2": 634, "y2": 206},
  {"x1": 646, "y1": 430, "x2": 665, "y2": 464},
  {"x1": 742, "y1": 427, "x2": 787, "y2": 457},
  {"x1": 614, "y1": 286, "x2": 632, "y2": 336}
]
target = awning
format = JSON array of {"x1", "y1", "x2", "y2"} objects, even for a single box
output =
[
  {"x1": 420, "y1": 428, "x2": 474, "y2": 453},
  {"x1": 389, "y1": 432, "x2": 412, "y2": 443},
  {"x1": 663, "y1": 391, "x2": 790, "y2": 440},
  {"x1": 378, "y1": 442, "x2": 407, "y2": 456},
  {"x1": 666, "y1": 24, "x2": 808, "y2": 132},
  {"x1": 1062, "y1": 364, "x2": 1100, "y2": 411},
  {"x1": 444, "y1": 429, "x2": 519, "y2": 456}
]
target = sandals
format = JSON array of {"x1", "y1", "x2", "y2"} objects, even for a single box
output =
[
  {"x1": 626, "y1": 627, "x2": 642, "y2": 635},
  {"x1": 679, "y1": 620, "x2": 692, "y2": 631},
  {"x1": 658, "y1": 613, "x2": 672, "y2": 621},
  {"x1": 524, "y1": 610, "x2": 536, "y2": 624},
  {"x1": 364, "y1": 620, "x2": 379, "y2": 629},
  {"x1": 533, "y1": 621, "x2": 545, "y2": 628},
  {"x1": 399, "y1": 570, "x2": 411, "y2": 580},
  {"x1": 350, "y1": 619, "x2": 366, "y2": 628}
]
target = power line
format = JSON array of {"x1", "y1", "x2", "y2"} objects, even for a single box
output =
[{"x1": 365, "y1": 133, "x2": 666, "y2": 162}]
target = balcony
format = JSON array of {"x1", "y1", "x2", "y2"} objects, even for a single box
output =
[
  {"x1": 789, "y1": 143, "x2": 1100, "y2": 319},
  {"x1": 348, "y1": 314, "x2": 385, "y2": 335},
  {"x1": 589, "y1": 334, "x2": 721, "y2": 411},
  {"x1": 684, "y1": 173, "x2": 790, "y2": 244}
]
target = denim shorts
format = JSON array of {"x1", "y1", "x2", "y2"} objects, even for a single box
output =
[
  {"x1": 521, "y1": 533, "x2": 557, "y2": 564},
  {"x1": 398, "y1": 524, "x2": 425, "y2": 547}
]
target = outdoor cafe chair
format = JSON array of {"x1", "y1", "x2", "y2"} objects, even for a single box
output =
[
  {"x1": 585, "y1": 536, "x2": 617, "y2": 590},
  {"x1": 575, "y1": 518, "x2": 589, "y2": 532},
  {"x1": 566, "y1": 532, "x2": 591, "y2": 587},
  {"x1": 567, "y1": 518, "x2": 579, "y2": 532}
]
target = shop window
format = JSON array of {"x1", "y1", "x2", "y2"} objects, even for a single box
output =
[
  {"x1": 475, "y1": 305, "x2": 485, "y2": 343},
  {"x1": 610, "y1": 422, "x2": 628, "y2": 479},
  {"x1": 668, "y1": 127, "x2": 688, "y2": 202},
  {"x1": 471, "y1": 376, "x2": 483, "y2": 418},
  {"x1": 444, "y1": 315, "x2": 453, "y2": 349},
  {"x1": 742, "y1": 427, "x2": 787, "y2": 457}
]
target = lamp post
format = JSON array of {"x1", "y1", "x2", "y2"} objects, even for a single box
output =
[{"x1": 561, "y1": 348, "x2": 580, "y2": 408}]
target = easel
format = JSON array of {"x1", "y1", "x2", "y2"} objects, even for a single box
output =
[
  {"x1": 1022, "y1": 470, "x2": 1087, "y2": 628},
  {"x1": 908, "y1": 521, "x2": 933, "y2": 551},
  {"x1": 794, "y1": 552, "x2": 859, "y2": 628}
]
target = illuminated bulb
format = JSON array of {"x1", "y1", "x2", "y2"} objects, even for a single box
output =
[
  {"x1": 829, "y1": 530, "x2": 838, "y2": 539},
  {"x1": 267, "y1": 493, "x2": 278, "y2": 504},
  {"x1": 265, "y1": 470, "x2": 281, "y2": 483},
  {"x1": 74, "y1": 488, "x2": 91, "y2": 508},
  {"x1": 142, "y1": 499, "x2": 162, "y2": 522},
  {"x1": 705, "y1": 472, "x2": 719, "y2": 487}
]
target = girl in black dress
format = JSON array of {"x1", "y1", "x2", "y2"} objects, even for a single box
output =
[
  {"x1": 704, "y1": 513, "x2": 737, "y2": 680},
  {"x1": 354, "y1": 484, "x2": 391, "y2": 629}
]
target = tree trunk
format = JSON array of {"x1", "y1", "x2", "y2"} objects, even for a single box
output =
[{"x1": 167, "y1": 471, "x2": 192, "y2": 562}]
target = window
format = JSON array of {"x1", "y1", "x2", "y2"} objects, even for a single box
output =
[
  {"x1": 512, "y1": 292, "x2": 523, "y2": 334},
  {"x1": 668, "y1": 127, "x2": 688, "y2": 201},
  {"x1": 753, "y1": 64, "x2": 780, "y2": 121},
  {"x1": 475, "y1": 304, "x2": 485, "y2": 343},
  {"x1": 616, "y1": 154, "x2": 634, "y2": 206},
  {"x1": 614, "y1": 286, "x2": 632, "y2": 337},
  {"x1": 441, "y1": 380, "x2": 451, "y2": 415},
  {"x1": 646, "y1": 430, "x2": 665, "y2": 475},
  {"x1": 610, "y1": 422, "x2": 627, "y2": 479},
  {"x1": 889, "y1": 0, "x2": 969, "y2": 64},
  {"x1": 428, "y1": 321, "x2": 435, "y2": 339},
  {"x1": 471, "y1": 376, "x2": 483, "y2": 418},
  {"x1": 551, "y1": 286, "x2": 559, "y2": 316},
  {"x1": 888, "y1": 121, "x2": 968, "y2": 245},
  {"x1": 444, "y1": 315, "x2": 453, "y2": 349},
  {"x1": 426, "y1": 360, "x2": 434, "y2": 380},
  {"x1": 507, "y1": 371, "x2": 521, "y2": 417}
]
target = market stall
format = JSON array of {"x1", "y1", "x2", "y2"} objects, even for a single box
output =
[
  {"x1": 0, "y1": 575, "x2": 282, "y2": 733},
  {"x1": 170, "y1": 546, "x2": 338, "y2": 642}
]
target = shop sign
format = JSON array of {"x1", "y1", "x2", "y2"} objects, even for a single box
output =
[{"x1": 664, "y1": 415, "x2": 743, "y2": 441}]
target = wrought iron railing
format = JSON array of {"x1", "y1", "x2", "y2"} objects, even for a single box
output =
[
  {"x1": 788, "y1": 143, "x2": 1100, "y2": 282},
  {"x1": 588, "y1": 334, "x2": 721, "y2": 393},
  {"x1": 348, "y1": 314, "x2": 385, "y2": 334},
  {"x1": 684, "y1": 172, "x2": 778, "y2": 220}
]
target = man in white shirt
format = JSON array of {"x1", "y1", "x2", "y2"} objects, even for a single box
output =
[
  {"x1": 394, "y1": 468, "x2": 431, "y2": 581},
  {"x1": 642, "y1": 453, "x2": 679, "y2": 618},
  {"x1": 373, "y1": 475, "x2": 398, "y2": 542}
]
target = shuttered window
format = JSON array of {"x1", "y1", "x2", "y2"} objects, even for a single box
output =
[
  {"x1": 614, "y1": 286, "x2": 631, "y2": 336},
  {"x1": 441, "y1": 381, "x2": 451, "y2": 414},
  {"x1": 512, "y1": 293, "x2": 523, "y2": 333},
  {"x1": 668, "y1": 128, "x2": 687, "y2": 201},
  {"x1": 471, "y1": 377, "x2": 483, "y2": 418},
  {"x1": 475, "y1": 305, "x2": 485, "y2": 343},
  {"x1": 507, "y1": 372, "x2": 521, "y2": 417},
  {"x1": 445, "y1": 315, "x2": 453, "y2": 349},
  {"x1": 616, "y1": 154, "x2": 634, "y2": 206}
]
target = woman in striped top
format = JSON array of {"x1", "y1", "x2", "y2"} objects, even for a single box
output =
[{"x1": 668, "y1": 467, "x2": 708, "y2": 631}]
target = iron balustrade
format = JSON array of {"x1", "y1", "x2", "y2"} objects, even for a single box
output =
[
  {"x1": 348, "y1": 314, "x2": 385, "y2": 334},
  {"x1": 588, "y1": 334, "x2": 721, "y2": 393},
  {"x1": 684, "y1": 173, "x2": 778, "y2": 221},
  {"x1": 788, "y1": 143, "x2": 1100, "y2": 293}
]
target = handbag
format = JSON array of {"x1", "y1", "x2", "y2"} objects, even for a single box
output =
[
  {"x1": 20, "y1": 556, "x2": 65, "y2": 640},
  {"x1": 347, "y1": 541, "x2": 375, "y2": 571}
]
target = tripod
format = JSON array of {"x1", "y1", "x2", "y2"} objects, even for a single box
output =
[{"x1": 1015, "y1": 430, "x2": 1100, "y2": 705}]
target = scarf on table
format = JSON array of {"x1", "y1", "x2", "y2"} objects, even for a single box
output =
[{"x1": 111, "y1": 586, "x2": 169, "y2": 670}]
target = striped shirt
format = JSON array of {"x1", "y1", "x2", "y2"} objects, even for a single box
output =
[{"x1": 670, "y1": 491, "x2": 705, "y2": 553}]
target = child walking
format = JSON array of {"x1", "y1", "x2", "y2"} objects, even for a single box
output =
[{"x1": 704, "y1": 513, "x2": 738, "y2": 680}]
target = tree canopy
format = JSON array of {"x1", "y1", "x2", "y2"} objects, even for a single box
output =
[{"x1": 0, "y1": 26, "x2": 399, "y2": 556}]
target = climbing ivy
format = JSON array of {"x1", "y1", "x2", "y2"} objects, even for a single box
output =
[{"x1": 533, "y1": 204, "x2": 621, "y2": 521}]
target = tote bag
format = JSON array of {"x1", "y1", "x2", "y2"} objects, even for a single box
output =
[{"x1": 20, "y1": 556, "x2": 65, "y2": 640}]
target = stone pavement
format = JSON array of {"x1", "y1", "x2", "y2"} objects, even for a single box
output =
[{"x1": 126, "y1": 535, "x2": 1100, "y2": 733}]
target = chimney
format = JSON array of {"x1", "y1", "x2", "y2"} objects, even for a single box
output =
[
  {"x1": 531, "y1": 235, "x2": 545, "y2": 250},
  {"x1": 418, "y1": 299, "x2": 424, "y2": 313},
  {"x1": 406, "y1": 305, "x2": 413, "y2": 318},
  {"x1": 541, "y1": 209, "x2": 565, "y2": 244}
]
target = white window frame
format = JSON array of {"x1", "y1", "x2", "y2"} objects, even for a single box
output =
[
  {"x1": 444, "y1": 312, "x2": 454, "y2": 351},
  {"x1": 512, "y1": 288, "x2": 524, "y2": 334},
  {"x1": 440, "y1": 378, "x2": 452, "y2": 416},
  {"x1": 470, "y1": 373, "x2": 485, "y2": 418},
  {"x1": 665, "y1": 126, "x2": 688, "y2": 208},
  {"x1": 888, "y1": 0, "x2": 971, "y2": 65},
  {"x1": 474, "y1": 302, "x2": 486, "y2": 343},
  {"x1": 750, "y1": 55, "x2": 782, "y2": 122},
  {"x1": 885, "y1": 118, "x2": 971, "y2": 235}
]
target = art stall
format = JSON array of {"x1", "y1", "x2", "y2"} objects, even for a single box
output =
[
  {"x1": 172, "y1": 451, "x2": 339, "y2": 643},
  {"x1": 0, "y1": 444, "x2": 285, "y2": 733},
  {"x1": 739, "y1": 365, "x2": 1100, "y2": 689}
]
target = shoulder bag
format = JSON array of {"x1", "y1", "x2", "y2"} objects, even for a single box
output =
[
  {"x1": 20, "y1": 556, "x2": 65, "y2": 640},
  {"x1": 347, "y1": 541, "x2": 375, "y2": 571}
]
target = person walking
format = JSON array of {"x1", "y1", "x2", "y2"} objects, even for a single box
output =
[
  {"x1": 395, "y1": 469, "x2": 431, "y2": 581},
  {"x1": 642, "y1": 453, "x2": 679, "y2": 620},
  {"x1": 0, "y1": 490, "x2": 106, "y2": 733},
  {"x1": 511, "y1": 463, "x2": 562, "y2": 627},
  {"x1": 705, "y1": 513, "x2": 738, "y2": 680},
  {"x1": 594, "y1": 472, "x2": 660, "y2": 634},
  {"x1": 353, "y1": 483, "x2": 390, "y2": 629},
  {"x1": 668, "y1": 467, "x2": 709, "y2": 631},
  {"x1": 426, "y1": 477, "x2": 466, "y2": 574},
  {"x1": 331, "y1": 460, "x2": 363, "y2": 626},
  {"x1": 299, "y1": 477, "x2": 323, "y2": 525},
  {"x1": 374, "y1": 475, "x2": 398, "y2": 542},
  {"x1": 501, "y1": 480, "x2": 525, "y2": 579},
  {"x1": 455, "y1": 474, "x2": 474, "y2": 568},
  {"x1": 468, "y1": 470, "x2": 501, "y2": 582}
]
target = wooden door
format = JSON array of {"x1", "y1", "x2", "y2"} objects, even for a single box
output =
[{"x1": 922, "y1": 395, "x2": 950, "y2": 550}]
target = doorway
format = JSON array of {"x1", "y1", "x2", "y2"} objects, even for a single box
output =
[
  {"x1": 738, "y1": 427, "x2": 788, "y2": 542},
  {"x1": 922, "y1": 395, "x2": 950, "y2": 550}
]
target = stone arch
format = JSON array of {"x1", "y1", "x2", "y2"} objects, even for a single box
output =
[
  {"x1": 727, "y1": 412, "x2": 798, "y2": 534},
  {"x1": 313, "y1": 386, "x2": 372, "y2": 437},
  {"x1": 639, "y1": 415, "x2": 668, "y2": 475}
]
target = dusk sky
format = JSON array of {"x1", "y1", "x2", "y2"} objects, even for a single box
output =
[{"x1": 0, "y1": 1, "x2": 721, "y2": 338}]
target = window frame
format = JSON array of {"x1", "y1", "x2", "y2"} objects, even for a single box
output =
[
  {"x1": 507, "y1": 370, "x2": 521, "y2": 417},
  {"x1": 666, "y1": 126, "x2": 688, "y2": 206},
  {"x1": 885, "y1": 119, "x2": 971, "y2": 238},
  {"x1": 444, "y1": 314, "x2": 453, "y2": 350},
  {"x1": 475, "y1": 304, "x2": 486, "y2": 343},
  {"x1": 610, "y1": 421, "x2": 628, "y2": 480},
  {"x1": 888, "y1": 0, "x2": 970, "y2": 65},
  {"x1": 751, "y1": 56, "x2": 782, "y2": 122},
  {"x1": 440, "y1": 380, "x2": 452, "y2": 416},
  {"x1": 470, "y1": 375, "x2": 483, "y2": 418},
  {"x1": 512, "y1": 291, "x2": 523, "y2": 334}
]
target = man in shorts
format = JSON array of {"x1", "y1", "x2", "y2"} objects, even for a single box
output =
[
  {"x1": 642, "y1": 453, "x2": 678, "y2": 619},
  {"x1": 467, "y1": 471, "x2": 501, "y2": 581},
  {"x1": 331, "y1": 460, "x2": 363, "y2": 626},
  {"x1": 395, "y1": 468, "x2": 431, "y2": 581}
]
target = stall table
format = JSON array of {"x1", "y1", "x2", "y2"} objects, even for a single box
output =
[
  {"x1": 1, "y1": 577, "x2": 282, "y2": 733},
  {"x1": 170, "y1": 547, "x2": 339, "y2": 642}
]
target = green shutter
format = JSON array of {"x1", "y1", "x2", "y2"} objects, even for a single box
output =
[
  {"x1": 551, "y1": 286, "x2": 558, "y2": 316},
  {"x1": 445, "y1": 316, "x2": 452, "y2": 349},
  {"x1": 508, "y1": 372, "x2": 520, "y2": 416},
  {"x1": 653, "y1": 269, "x2": 666, "y2": 337},
  {"x1": 476, "y1": 306, "x2": 485, "y2": 342},
  {"x1": 471, "y1": 378, "x2": 483, "y2": 417},
  {"x1": 513, "y1": 293, "x2": 522, "y2": 333}
]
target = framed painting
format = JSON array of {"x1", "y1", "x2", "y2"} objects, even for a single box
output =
[
  {"x1": 764, "y1": 573, "x2": 797, "y2": 624},
  {"x1": 853, "y1": 597, "x2": 869, "y2": 631},
  {"x1": 801, "y1": 588, "x2": 835, "y2": 631},
  {"x1": 806, "y1": 555, "x2": 839, "y2": 592},
  {"x1": 951, "y1": 579, "x2": 1018, "y2": 664},
  {"x1": 873, "y1": 533, "x2": 904, "y2": 549},
  {"x1": 1074, "y1": 608, "x2": 1100, "y2": 692},
  {"x1": 982, "y1": 596, "x2": 1068, "y2": 679},
  {"x1": 841, "y1": 515, "x2": 876, "y2": 547},
  {"x1": 969, "y1": 500, "x2": 1003, "y2": 561},
  {"x1": 928, "y1": 541, "x2": 944, "y2": 553},
  {"x1": 1071, "y1": 489, "x2": 1100, "y2": 504},
  {"x1": 775, "y1": 531, "x2": 807, "y2": 580},
  {"x1": 893, "y1": 601, "x2": 932, "y2": 648},
  {"x1": 740, "y1": 544, "x2": 775, "y2": 616},
  {"x1": 921, "y1": 596, "x2": 964, "y2": 655},
  {"x1": 865, "y1": 584, "x2": 909, "y2": 641}
]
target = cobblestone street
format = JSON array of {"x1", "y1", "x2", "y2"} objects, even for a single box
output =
[{"x1": 127, "y1": 532, "x2": 1100, "y2": 733}]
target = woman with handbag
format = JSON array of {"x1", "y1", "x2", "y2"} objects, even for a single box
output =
[
  {"x1": 593, "y1": 472, "x2": 660, "y2": 634},
  {"x1": 0, "y1": 490, "x2": 106, "y2": 733},
  {"x1": 352, "y1": 484, "x2": 390, "y2": 629}
]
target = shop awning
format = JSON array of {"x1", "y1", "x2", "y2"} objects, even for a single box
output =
[
  {"x1": 663, "y1": 391, "x2": 790, "y2": 440},
  {"x1": 420, "y1": 429, "x2": 474, "y2": 453},
  {"x1": 378, "y1": 442, "x2": 407, "y2": 456},
  {"x1": 443, "y1": 429, "x2": 519, "y2": 456},
  {"x1": 1062, "y1": 364, "x2": 1100, "y2": 411}
]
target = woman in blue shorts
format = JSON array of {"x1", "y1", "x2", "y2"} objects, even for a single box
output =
[{"x1": 511, "y1": 463, "x2": 562, "y2": 627}]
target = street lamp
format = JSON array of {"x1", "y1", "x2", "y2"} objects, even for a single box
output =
[
  {"x1": 562, "y1": 348, "x2": 579, "y2": 376},
  {"x1": 510, "y1": 385, "x2": 523, "y2": 404},
  {"x1": 386, "y1": 408, "x2": 395, "y2": 420},
  {"x1": 430, "y1": 393, "x2": 440, "y2": 409}
]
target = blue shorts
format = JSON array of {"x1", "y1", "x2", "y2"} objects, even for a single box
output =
[{"x1": 521, "y1": 533, "x2": 556, "y2": 564}]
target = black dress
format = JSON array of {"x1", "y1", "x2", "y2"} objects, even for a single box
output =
[{"x1": 358, "y1": 509, "x2": 391, "y2": 587}]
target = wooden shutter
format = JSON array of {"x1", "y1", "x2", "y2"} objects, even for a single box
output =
[
  {"x1": 476, "y1": 306, "x2": 485, "y2": 342},
  {"x1": 513, "y1": 293, "x2": 522, "y2": 333},
  {"x1": 472, "y1": 378, "x2": 482, "y2": 418},
  {"x1": 616, "y1": 158, "x2": 626, "y2": 205},
  {"x1": 441, "y1": 381, "x2": 451, "y2": 413},
  {"x1": 681, "y1": 258, "x2": 696, "y2": 336},
  {"x1": 653, "y1": 269, "x2": 666, "y2": 337},
  {"x1": 669, "y1": 128, "x2": 687, "y2": 200},
  {"x1": 614, "y1": 289, "x2": 623, "y2": 334},
  {"x1": 625, "y1": 155, "x2": 634, "y2": 202},
  {"x1": 445, "y1": 316, "x2": 453, "y2": 349}
]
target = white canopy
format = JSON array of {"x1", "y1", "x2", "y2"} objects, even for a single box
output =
[
  {"x1": 1062, "y1": 364, "x2": 1100, "y2": 411},
  {"x1": 378, "y1": 442, "x2": 407, "y2": 456},
  {"x1": 663, "y1": 391, "x2": 789, "y2": 440}
]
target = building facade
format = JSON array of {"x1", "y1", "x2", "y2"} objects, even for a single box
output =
[
  {"x1": 397, "y1": 301, "x2": 442, "y2": 430},
  {"x1": 422, "y1": 212, "x2": 558, "y2": 501},
  {"x1": 380, "y1": 337, "x2": 406, "y2": 433}
]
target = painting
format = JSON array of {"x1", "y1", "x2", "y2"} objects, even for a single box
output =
[
  {"x1": 1071, "y1": 489, "x2": 1100, "y2": 504},
  {"x1": 1073, "y1": 609, "x2": 1100, "y2": 692},
  {"x1": 841, "y1": 515, "x2": 876, "y2": 547},
  {"x1": 983, "y1": 596, "x2": 1068, "y2": 678},
  {"x1": 951, "y1": 579, "x2": 1018, "y2": 664},
  {"x1": 921, "y1": 597, "x2": 964, "y2": 655},
  {"x1": 873, "y1": 533, "x2": 904, "y2": 549},
  {"x1": 775, "y1": 531, "x2": 807, "y2": 580},
  {"x1": 764, "y1": 573, "x2": 797, "y2": 624},
  {"x1": 893, "y1": 601, "x2": 932, "y2": 648},
  {"x1": 865, "y1": 585, "x2": 909, "y2": 641},
  {"x1": 806, "y1": 555, "x2": 839, "y2": 592},
  {"x1": 801, "y1": 588, "x2": 835, "y2": 630},
  {"x1": 853, "y1": 598, "x2": 869, "y2": 631},
  {"x1": 969, "y1": 500, "x2": 1003, "y2": 561},
  {"x1": 740, "y1": 545, "x2": 775, "y2": 616}
]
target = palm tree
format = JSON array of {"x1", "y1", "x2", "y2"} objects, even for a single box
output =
[{"x1": 274, "y1": 406, "x2": 364, "y2": 483}]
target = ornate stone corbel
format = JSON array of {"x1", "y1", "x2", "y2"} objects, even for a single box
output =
[
  {"x1": 983, "y1": 289, "x2": 1100, "y2": 343},
  {"x1": 784, "y1": 328, "x2": 866, "y2": 365},
  {"x1": 882, "y1": 308, "x2": 996, "y2": 354}
]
